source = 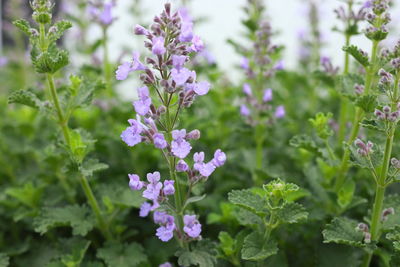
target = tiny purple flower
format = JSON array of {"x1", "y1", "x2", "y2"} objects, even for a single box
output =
[
  {"x1": 183, "y1": 215, "x2": 202, "y2": 238},
  {"x1": 143, "y1": 182, "x2": 162, "y2": 201},
  {"x1": 274, "y1": 105, "x2": 285, "y2": 118},
  {"x1": 190, "y1": 35, "x2": 204, "y2": 52},
  {"x1": 159, "y1": 263, "x2": 173, "y2": 267},
  {"x1": 240, "y1": 57, "x2": 249, "y2": 70},
  {"x1": 212, "y1": 149, "x2": 226, "y2": 167},
  {"x1": 153, "y1": 211, "x2": 168, "y2": 224},
  {"x1": 152, "y1": 36, "x2": 166, "y2": 55},
  {"x1": 163, "y1": 180, "x2": 175, "y2": 195},
  {"x1": 186, "y1": 129, "x2": 201, "y2": 140},
  {"x1": 131, "y1": 52, "x2": 146, "y2": 71},
  {"x1": 273, "y1": 60, "x2": 284, "y2": 70},
  {"x1": 193, "y1": 152, "x2": 205, "y2": 163},
  {"x1": 133, "y1": 86, "x2": 152, "y2": 115},
  {"x1": 153, "y1": 133, "x2": 167, "y2": 149},
  {"x1": 128, "y1": 174, "x2": 144, "y2": 190},
  {"x1": 171, "y1": 68, "x2": 193, "y2": 86},
  {"x1": 139, "y1": 202, "x2": 152, "y2": 217},
  {"x1": 134, "y1": 24, "x2": 149, "y2": 35},
  {"x1": 240, "y1": 104, "x2": 250, "y2": 117},
  {"x1": 121, "y1": 119, "x2": 143, "y2": 147},
  {"x1": 198, "y1": 162, "x2": 216, "y2": 177},
  {"x1": 156, "y1": 225, "x2": 174, "y2": 242},
  {"x1": 243, "y1": 83, "x2": 252, "y2": 96},
  {"x1": 263, "y1": 88, "x2": 273, "y2": 102},
  {"x1": 176, "y1": 159, "x2": 189, "y2": 172},
  {"x1": 116, "y1": 62, "x2": 132, "y2": 81},
  {"x1": 147, "y1": 171, "x2": 161, "y2": 183},
  {"x1": 99, "y1": 1, "x2": 113, "y2": 25},
  {"x1": 172, "y1": 55, "x2": 187, "y2": 70},
  {"x1": 179, "y1": 22, "x2": 194, "y2": 42},
  {"x1": 194, "y1": 81, "x2": 210, "y2": 95},
  {"x1": 0, "y1": 57, "x2": 8, "y2": 67},
  {"x1": 171, "y1": 139, "x2": 192, "y2": 159}
]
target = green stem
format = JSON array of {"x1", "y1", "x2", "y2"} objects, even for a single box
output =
[
  {"x1": 334, "y1": 40, "x2": 379, "y2": 192},
  {"x1": 79, "y1": 174, "x2": 112, "y2": 240},
  {"x1": 102, "y1": 27, "x2": 112, "y2": 95},
  {"x1": 362, "y1": 74, "x2": 400, "y2": 267},
  {"x1": 337, "y1": 34, "x2": 351, "y2": 146}
]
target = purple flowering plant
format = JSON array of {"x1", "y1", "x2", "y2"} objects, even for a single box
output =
[{"x1": 118, "y1": 3, "x2": 226, "y2": 249}]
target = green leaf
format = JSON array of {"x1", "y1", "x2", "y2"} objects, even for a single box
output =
[
  {"x1": 32, "y1": 48, "x2": 69, "y2": 74},
  {"x1": 13, "y1": 19, "x2": 32, "y2": 36},
  {"x1": 80, "y1": 158, "x2": 108, "y2": 177},
  {"x1": 263, "y1": 178, "x2": 300, "y2": 203},
  {"x1": 348, "y1": 142, "x2": 383, "y2": 170},
  {"x1": 175, "y1": 240, "x2": 217, "y2": 267},
  {"x1": 219, "y1": 232, "x2": 235, "y2": 257},
  {"x1": 335, "y1": 73, "x2": 364, "y2": 99},
  {"x1": 69, "y1": 77, "x2": 105, "y2": 110},
  {"x1": 241, "y1": 231, "x2": 278, "y2": 261},
  {"x1": 0, "y1": 253, "x2": 9, "y2": 267},
  {"x1": 275, "y1": 202, "x2": 308, "y2": 224},
  {"x1": 234, "y1": 207, "x2": 263, "y2": 226},
  {"x1": 98, "y1": 184, "x2": 143, "y2": 209},
  {"x1": 386, "y1": 226, "x2": 400, "y2": 252},
  {"x1": 183, "y1": 194, "x2": 206, "y2": 210},
  {"x1": 355, "y1": 95, "x2": 377, "y2": 113},
  {"x1": 97, "y1": 242, "x2": 147, "y2": 267},
  {"x1": 34, "y1": 205, "x2": 95, "y2": 236},
  {"x1": 228, "y1": 189, "x2": 267, "y2": 216},
  {"x1": 8, "y1": 89, "x2": 46, "y2": 110},
  {"x1": 382, "y1": 194, "x2": 400, "y2": 231},
  {"x1": 337, "y1": 180, "x2": 356, "y2": 209},
  {"x1": 6, "y1": 182, "x2": 44, "y2": 208},
  {"x1": 360, "y1": 118, "x2": 385, "y2": 132},
  {"x1": 289, "y1": 134, "x2": 323, "y2": 157},
  {"x1": 48, "y1": 20, "x2": 72, "y2": 42},
  {"x1": 322, "y1": 217, "x2": 366, "y2": 247},
  {"x1": 59, "y1": 238, "x2": 91, "y2": 267},
  {"x1": 309, "y1": 112, "x2": 333, "y2": 139},
  {"x1": 343, "y1": 45, "x2": 370, "y2": 67}
]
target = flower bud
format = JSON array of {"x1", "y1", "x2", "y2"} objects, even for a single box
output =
[
  {"x1": 186, "y1": 129, "x2": 201, "y2": 140},
  {"x1": 381, "y1": 207, "x2": 395, "y2": 222},
  {"x1": 176, "y1": 159, "x2": 189, "y2": 172}
]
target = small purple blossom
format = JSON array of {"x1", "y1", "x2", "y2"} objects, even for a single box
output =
[
  {"x1": 128, "y1": 174, "x2": 144, "y2": 190},
  {"x1": 176, "y1": 159, "x2": 189, "y2": 172},
  {"x1": 274, "y1": 105, "x2": 285, "y2": 118},
  {"x1": 171, "y1": 68, "x2": 192, "y2": 86},
  {"x1": 143, "y1": 172, "x2": 162, "y2": 201},
  {"x1": 193, "y1": 152, "x2": 205, "y2": 163},
  {"x1": 163, "y1": 180, "x2": 175, "y2": 195},
  {"x1": 156, "y1": 225, "x2": 174, "y2": 242},
  {"x1": 240, "y1": 104, "x2": 250, "y2": 117},
  {"x1": 155, "y1": 214, "x2": 175, "y2": 242},
  {"x1": 263, "y1": 88, "x2": 273, "y2": 102},
  {"x1": 121, "y1": 119, "x2": 143, "y2": 147},
  {"x1": 153, "y1": 133, "x2": 167, "y2": 149},
  {"x1": 243, "y1": 83, "x2": 252, "y2": 96},
  {"x1": 133, "y1": 86, "x2": 152, "y2": 116},
  {"x1": 139, "y1": 202, "x2": 152, "y2": 217},
  {"x1": 183, "y1": 215, "x2": 202, "y2": 238},
  {"x1": 190, "y1": 35, "x2": 204, "y2": 52},
  {"x1": 159, "y1": 263, "x2": 173, "y2": 267},
  {"x1": 171, "y1": 139, "x2": 192, "y2": 159},
  {"x1": 134, "y1": 24, "x2": 148, "y2": 35},
  {"x1": 152, "y1": 36, "x2": 166, "y2": 55},
  {"x1": 212, "y1": 149, "x2": 226, "y2": 167},
  {"x1": 179, "y1": 22, "x2": 194, "y2": 42},
  {"x1": 355, "y1": 139, "x2": 373, "y2": 156},
  {"x1": 194, "y1": 81, "x2": 210, "y2": 95},
  {"x1": 115, "y1": 52, "x2": 146, "y2": 80},
  {"x1": 172, "y1": 55, "x2": 187, "y2": 70},
  {"x1": 240, "y1": 57, "x2": 249, "y2": 70},
  {"x1": 273, "y1": 60, "x2": 285, "y2": 70},
  {"x1": 0, "y1": 57, "x2": 8, "y2": 67},
  {"x1": 99, "y1": 1, "x2": 113, "y2": 25},
  {"x1": 197, "y1": 162, "x2": 216, "y2": 177}
]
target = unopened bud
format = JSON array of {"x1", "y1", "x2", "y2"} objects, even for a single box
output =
[
  {"x1": 186, "y1": 129, "x2": 201, "y2": 140},
  {"x1": 381, "y1": 207, "x2": 395, "y2": 222}
]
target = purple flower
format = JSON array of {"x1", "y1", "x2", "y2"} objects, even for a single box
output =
[
  {"x1": 212, "y1": 149, "x2": 226, "y2": 167},
  {"x1": 121, "y1": 119, "x2": 143, "y2": 147},
  {"x1": 243, "y1": 83, "x2": 252, "y2": 96},
  {"x1": 194, "y1": 152, "x2": 205, "y2": 163},
  {"x1": 179, "y1": 22, "x2": 194, "y2": 42},
  {"x1": 152, "y1": 37, "x2": 166, "y2": 55},
  {"x1": 172, "y1": 55, "x2": 187, "y2": 70},
  {"x1": 198, "y1": 162, "x2": 216, "y2": 177},
  {"x1": 240, "y1": 104, "x2": 250, "y2": 117},
  {"x1": 154, "y1": 211, "x2": 174, "y2": 224},
  {"x1": 156, "y1": 225, "x2": 174, "y2": 242},
  {"x1": 171, "y1": 139, "x2": 192, "y2": 159},
  {"x1": 275, "y1": 105, "x2": 285, "y2": 118},
  {"x1": 99, "y1": 1, "x2": 113, "y2": 25},
  {"x1": 190, "y1": 35, "x2": 204, "y2": 52},
  {"x1": 139, "y1": 202, "x2": 151, "y2": 217},
  {"x1": 263, "y1": 88, "x2": 273, "y2": 102},
  {"x1": 0, "y1": 57, "x2": 8, "y2": 67},
  {"x1": 183, "y1": 215, "x2": 202, "y2": 238},
  {"x1": 134, "y1": 24, "x2": 148, "y2": 35},
  {"x1": 273, "y1": 60, "x2": 284, "y2": 70},
  {"x1": 179, "y1": 7, "x2": 193, "y2": 24},
  {"x1": 171, "y1": 68, "x2": 193, "y2": 86},
  {"x1": 153, "y1": 133, "x2": 167, "y2": 149},
  {"x1": 133, "y1": 86, "x2": 152, "y2": 115},
  {"x1": 147, "y1": 171, "x2": 161, "y2": 183},
  {"x1": 159, "y1": 263, "x2": 173, "y2": 267},
  {"x1": 363, "y1": 0, "x2": 372, "y2": 8},
  {"x1": 186, "y1": 129, "x2": 201, "y2": 140},
  {"x1": 176, "y1": 160, "x2": 189, "y2": 172},
  {"x1": 194, "y1": 81, "x2": 210, "y2": 95},
  {"x1": 128, "y1": 174, "x2": 144, "y2": 190},
  {"x1": 240, "y1": 57, "x2": 249, "y2": 70},
  {"x1": 155, "y1": 214, "x2": 175, "y2": 242},
  {"x1": 163, "y1": 180, "x2": 175, "y2": 195},
  {"x1": 143, "y1": 172, "x2": 162, "y2": 200},
  {"x1": 115, "y1": 52, "x2": 145, "y2": 80},
  {"x1": 172, "y1": 129, "x2": 187, "y2": 140}
]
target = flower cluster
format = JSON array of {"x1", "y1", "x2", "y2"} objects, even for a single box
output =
[
  {"x1": 334, "y1": 0, "x2": 369, "y2": 27},
  {"x1": 374, "y1": 105, "x2": 400, "y2": 122},
  {"x1": 364, "y1": 0, "x2": 390, "y2": 41},
  {"x1": 87, "y1": 0, "x2": 115, "y2": 26},
  {"x1": 118, "y1": 4, "x2": 226, "y2": 245},
  {"x1": 356, "y1": 222, "x2": 371, "y2": 243},
  {"x1": 354, "y1": 138, "x2": 374, "y2": 156},
  {"x1": 320, "y1": 56, "x2": 339, "y2": 76}
]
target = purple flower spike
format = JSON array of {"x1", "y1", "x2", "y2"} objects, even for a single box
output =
[
  {"x1": 99, "y1": 1, "x2": 113, "y2": 25},
  {"x1": 116, "y1": 62, "x2": 132, "y2": 81},
  {"x1": 263, "y1": 88, "x2": 273, "y2": 102},
  {"x1": 134, "y1": 24, "x2": 148, "y2": 35},
  {"x1": 183, "y1": 215, "x2": 202, "y2": 238},
  {"x1": 275, "y1": 105, "x2": 285, "y2": 118},
  {"x1": 194, "y1": 81, "x2": 211, "y2": 95},
  {"x1": 243, "y1": 83, "x2": 252, "y2": 96},
  {"x1": 171, "y1": 68, "x2": 193, "y2": 86},
  {"x1": 121, "y1": 119, "x2": 143, "y2": 147},
  {"x1": 156, "y1": 225, "x2": 174, "y2": 242},
  {"x1": 153, "y1": 133, "x2": 167, "y2": 149},
  {"x1": 139, "y1": 202, "x2": 152, "y2": 217},
  {"x1": 171, "y1": 139, "x2": 192, "y2": 159},
  {"x1": 152, "y1": 36, "x2": 166, "y2": 55},
  {"x1": 128, "y1": 174, "x2": 144, "y2": 190},
  {"x1": 163, "y1": 180, "x2": 175, "y2": 195},
  {"x1": 176, "y1": 160, "x2": 189, "y2": 172},
  {"x1": 212, "y1": 149, "x2": 226, "y2": 167},
  {"x1": 172, "y1": 55, "x2": 187, "y2": 70},
  {"x1": 240, "y1": 104, "x2": 250, "y2": 117}
]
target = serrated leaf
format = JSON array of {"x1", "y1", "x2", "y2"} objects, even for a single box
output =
[
  {"x1": 234, "y1": 207, "x2": 263, "y2": 226},
  {"x1": 58, "y1": 238, "x2": 91, "y2": 267},
  {"x1": 343, "y1": 45, "x2": 370, "y2": 67},
  {"x1": 337, "y1": 180, "x2": 356, "y2": 209},
  {"x1": 382, "y1": 195, "x2": 400, "y2": 231},
  {"x1": 175, "y1": 240, "x2": 217, "y2": 267},
  {"x1": 348, "y1": 142, "x2": 383, "y2": 170},
  {"x1": 386, "y1": 226, "x2": 400, "y2": 251},
  {"x1": 355, "y1": 95, "x2": 377, "y2": 113},
  {"x1": 32, "y1": 48, "x2": 69, "y2": 74},
  {"x1": 48, "y1": 20, "x2": 72, "y2": 42},
  {"x1": 322, "y1": 217, "x2": 366, "y2": 247},
  {"x1": 97, "y1": 242, "x2": 147, "y2": 267},
  {"x1": 5, "y1": 182, "x2": 44, "y2": 208},
  {"x1": 275, "y1": 202, "x2": 308, "y2": 224},
  {"x1": 34, "y1": 205, "x2": 95, "y2": 236},
  {"x1": 360, "y1": 118, "x2": 385, "y2": 132},
  {"x1": 0, "y1": 253, "x2": 9, "y2": 267},
  {"x1": 80, "y1": 158, "x2": 108, "y2": 177},
  {"x1": 241, "y1": 231, "x2": 278, "y2": 261},
  {"x1": 13, "y1": 19, "x2": 32, "y2": 36},
  {"x1": 8, "y1": 89, "x2": 42, "y2": 109},
  {"x1": 289, "y1": 134, "x2": 323, "y2": 157},
  {"x1": 228, "y1": 189, "x2": 267, "y2": 216}
]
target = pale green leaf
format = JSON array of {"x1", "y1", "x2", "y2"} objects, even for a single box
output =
[
  {"x1": 97, "y1": 242, "x2": 147, "y2": 267},
  {"x1": 275, "y1": 202, "x2": 308, "y2": 224},
  {"x1": 322, "y1": 217, "x2": 366, "y2": 248},
  {"x1": 241, "y1": 231, "x2": 278, "y2": 261}
]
